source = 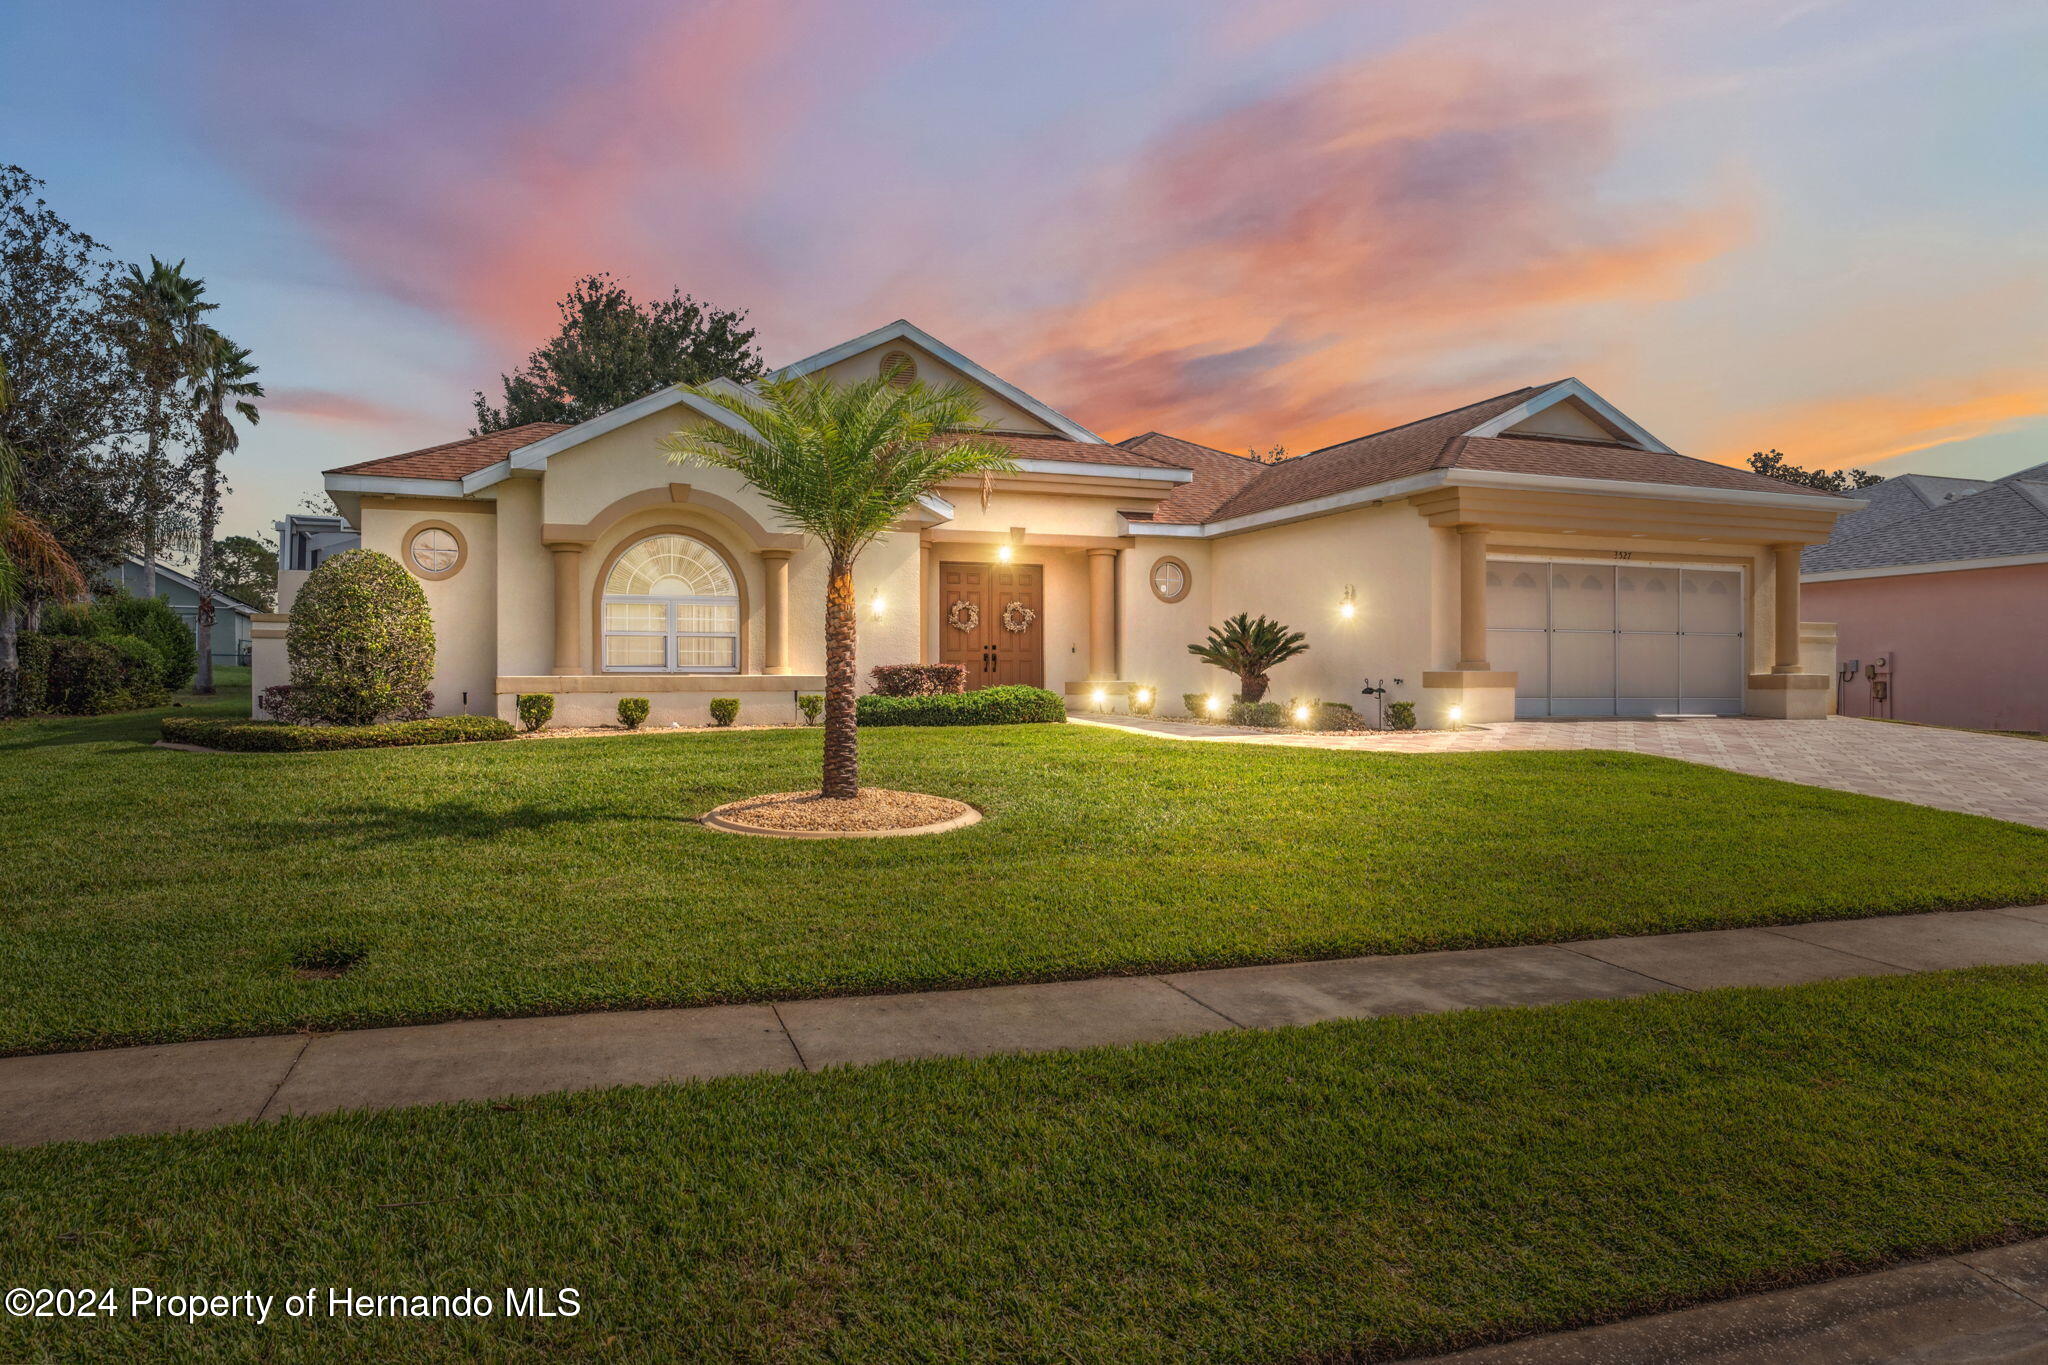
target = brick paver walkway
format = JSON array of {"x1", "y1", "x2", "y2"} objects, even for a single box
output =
[{"x1": 1075, "y1": 715, "x2": 2048, "y2": 828}]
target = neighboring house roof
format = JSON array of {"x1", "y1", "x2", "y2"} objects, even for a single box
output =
[
  {"x1": 1821, "y1": 473, "x2": 1993, "y2": 543},
  {"x1": 117, "y1": 554, "x2": 260, "y2": 615},
  {"x1": 1113, "y1": 432, "x2": 1268, "y2": 524},
  {"x1": 325, "y1": 423, "x2": 572, "y2": 480},
  {"x1": 1804, "y1": 466, "x2": 2048, "y2": 575}
]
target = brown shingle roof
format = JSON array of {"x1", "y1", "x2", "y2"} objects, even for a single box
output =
[
  {"x1": 325, "y1": 422, "x2": 572, "y2": 480},
  {"x1": 1205, "y1": 387, "x2": 1543, "y2": 521},
  {"x1": 1203, "y1": 384, "x2": 1841, "y2": 522},
  {"x1": 977, "y1": 431, "x2": 1180, "y2": 470},
  {"x1": 1450, "y1": 435, "x2": 1842, "y2": 498},
  {"x1": 1114, "y1": 432, "x2": 1267, "y2": 523}
]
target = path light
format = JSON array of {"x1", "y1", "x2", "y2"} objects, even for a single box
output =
[
  {"x1": 1292, "y1": 703, "x2": 1311, "y2": 724},
  {"x1": 1134, "y1": 687, "x2": 1152, "y2": 706},
  {"x1": 1091, "y1": 687, "x2": 1108, "y2": 709},
  {"x1": 1448, "y1": 704, "x2": 1463, "y2": 727},
  {"x1": 1206, "y1": 695, "x2": 1225, "y2": 717},
  {"x1": 1339, "y1": 585, "x2": 1357, "y2": 620}
]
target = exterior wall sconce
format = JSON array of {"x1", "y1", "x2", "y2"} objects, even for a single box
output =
[
  {"x1": 869, "y1": 592, "x2": 886, "y2": 619},
  {"x1": 1339, "y1": 585, "x2": 1357, "y2": 620}
]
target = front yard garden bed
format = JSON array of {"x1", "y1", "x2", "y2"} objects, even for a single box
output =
[
  {"x1": 4, "y1": 689, "x2": 2046, "y2": 1055},
  {"x1": 5, "y1": 969, "x2": 2047, "y2": 1361}
]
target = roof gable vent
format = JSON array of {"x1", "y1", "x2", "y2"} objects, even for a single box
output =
[{"x1": 881, "y1": 350, "x2": 918, "y2": 389}]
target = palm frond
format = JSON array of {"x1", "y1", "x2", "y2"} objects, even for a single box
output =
[{"x1": 1, "y1": 510, "x2": 87, "y2": 604}]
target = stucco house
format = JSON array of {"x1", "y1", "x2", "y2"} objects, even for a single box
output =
[
  {"x1": 1804, "y1": 462, "x2": 2048, "y2": 732},
  {"x1": 111, "y1": 555, "x2": 258, "y2": 665},
  {"x1": 255, "y1": 320, "x2": 1852, "y2": 727}
]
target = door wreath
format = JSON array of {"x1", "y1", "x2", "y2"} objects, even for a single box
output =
[
  {"x1": 1001, "y1": 600, "x2": 1037, "y2": 633},
  {"x1": 947, "y1": 599, "x2": 980, "y2": 632}
]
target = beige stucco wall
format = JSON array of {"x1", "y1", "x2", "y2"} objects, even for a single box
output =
[
  {"x1": 811, "y1": 339, "x2": 1061, "y2": 436},
  {"x1": 356, "y1": 499, "x2": 500, "y2": 715},
  {"x1": 493, "y1": 479, "x2": 551, "y2": 679}
]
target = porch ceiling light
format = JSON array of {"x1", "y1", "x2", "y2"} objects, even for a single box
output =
[{"x1": 996, "y1": 544, "x2": 1014, "y2": 563}]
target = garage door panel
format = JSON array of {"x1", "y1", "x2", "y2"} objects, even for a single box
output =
[
  {"x1": 1617, "y1": 633, "x2": 1679, "y2": 715},
  {"x1": 1681, "y1": 633, "x2": 1744, "y2": 714},
  {"x1": 1550, "y1": 566, "x2": 1614, "y2": 630},
  {"x1": 1681, "y1": 569, "x2": 1743, "y2": 634},
  {"x1": 1616, "y1": 566, "x2": 1679, "y2": 631},
  {"x1": 1486, "y1": 564, "x2": 1548, "y2": 629},
  {"x1": 1550, "y1": 632, "x2": 1616, "y2": 716}
]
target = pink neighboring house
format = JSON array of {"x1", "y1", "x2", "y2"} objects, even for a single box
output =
[{"x1": 1804, "y1": 465, "x2": 2048, "y2": 733}]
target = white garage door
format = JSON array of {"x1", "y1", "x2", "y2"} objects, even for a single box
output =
[{"x1": 1486, "y1": 559, "x2": 1746, "y2": 718}]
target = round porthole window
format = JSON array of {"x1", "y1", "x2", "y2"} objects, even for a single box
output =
[
  {"x1": 1149, "y1": 555, "x2": 1190, "y2": 603},
  {"x1": 405, "y1": 524, "x2": 463, "y2": 578}
]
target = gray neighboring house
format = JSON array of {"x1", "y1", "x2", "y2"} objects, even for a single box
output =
[{"x1": 110, "y1": 555, "x2": 261, "y2": 665}]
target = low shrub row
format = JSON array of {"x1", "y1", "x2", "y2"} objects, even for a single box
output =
[
  {"x1": 858, "y1": 684, "x2": 1066, "y2": 727},
  {"x1": 160, "y1": 715, "x2": 515, "y2": 752},
  {"x1": 1179, "y1": 692, "x2": 1367, "y2": 731}
]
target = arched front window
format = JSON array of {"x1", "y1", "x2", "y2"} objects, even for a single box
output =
[{"x1": 602, "y1": 534, "x2": 740, "y2": 672}]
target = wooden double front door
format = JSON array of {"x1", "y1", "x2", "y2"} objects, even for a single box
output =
[{"x1": 939, "y1": 561, "x2": 1044, "y2": 688}]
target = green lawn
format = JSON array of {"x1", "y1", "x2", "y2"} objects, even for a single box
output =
[
  {"x1": 6, "y1": 969, "x2": 2048, "y2": 1362},
  {"x1": 3, "y1": 684, "x2": 2046, "y2": 1055}
]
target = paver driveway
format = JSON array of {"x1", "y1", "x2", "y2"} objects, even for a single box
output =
[{"x1": 1076, "y1": 715, "x2": 2048, "y2": 829}]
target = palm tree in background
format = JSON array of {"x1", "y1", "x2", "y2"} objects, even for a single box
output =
[
  {"x1": 664, "y1": 374, "x2": 1016, "y2": 798},
  {"x1": 0, "y1": 357, "x2": 88, "y2": 677},
  {"x1": 187, "y1": 328, "x2": 262, "y2": 693},
  {"x1": 112, "y1": 256, "x2": 212, "y2": 598}
]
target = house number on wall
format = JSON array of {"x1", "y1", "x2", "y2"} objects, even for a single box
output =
[{"x1": 1613, "y1": 551, "x2": 1634, "y2": 560}]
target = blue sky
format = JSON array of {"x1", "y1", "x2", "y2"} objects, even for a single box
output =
[{"x1": 8, "y1": 0, "x2": 2045, "y2": 542}]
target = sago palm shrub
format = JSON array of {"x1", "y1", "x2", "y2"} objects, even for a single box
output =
[{"x1": 1188, "y1": 612, "x2": 1309, "y2": 703}]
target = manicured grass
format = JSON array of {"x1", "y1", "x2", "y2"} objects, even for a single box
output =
[
  {"x1": 3, "y1": 684, "x2": 2046, "y2": 1055},
  {"x1": 6, "y1": 969, "x2": 2048, "y2": 1362}
]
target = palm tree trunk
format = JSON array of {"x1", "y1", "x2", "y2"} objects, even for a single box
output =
[
  {"x1": 141, "y1": 392, "x2": 160, "y2": 600},
  {"x1": 193, "y1": 449, "x2": 219, "y2": 694},
  {"x1": 821, "y1": 554, "x2": 859, "y2": 799}
]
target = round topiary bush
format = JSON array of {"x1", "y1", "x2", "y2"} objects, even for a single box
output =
[{"x1": 287, "y1": 549, "x2": 436, "y2": 725}]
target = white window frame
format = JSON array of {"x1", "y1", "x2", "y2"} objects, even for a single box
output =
[{"x1": 600, "y1": 535, "x2": 742, "y2": 674}]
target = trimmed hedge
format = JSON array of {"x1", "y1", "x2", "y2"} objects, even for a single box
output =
[
  {"x1": 617, "y1": 697, "x2": 650, "y2": 730},
  {"x1": 857, "y1": 684, "x2": 1065, "y2": 727},
  {"x1": 797, "y1": 694, "x2": 823, "y2": 726},
  {"x1": 1387, "y1": 701, "x2": 1417, "y2": 731},
  {"x1": 517, "y1": 693, "x2": 554, "y2": 732},
  {"x1": 160, "y1": 715, "x2": 515, "y2": 753},
  {"x1": 708, "y1": 697, "x2": 740, "y2": 727},
  {"x1": 869, "y1": 663, "x2": 967, "y2": 697},
  {"x1": 288, "y1": 549, "x2": 435, "y2": 724}
]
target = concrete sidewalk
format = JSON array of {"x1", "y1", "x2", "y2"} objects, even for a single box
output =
[
  {"x1": 1436, "y1": 1236, "x2": 2048, "y2": 1362},
  {"x1": 7, "y1": 905, "x2": 2048, "y2": 1148}
]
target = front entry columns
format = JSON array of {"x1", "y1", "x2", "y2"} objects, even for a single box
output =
[
  {"x1": 547, "y1": 542, "x2": 586, "y2": 675},
  {"x1": 1086, "y1": 547, "x2": 1118, "y2": 681},
  {"x1": 761, "y1": 548, "x2": 793, "y2": 675},
  {"x1": 1772, "y1": 543, "x2": 1804, "y2": 673},
  {"x1": 1457, "y1": 527, "x2": 1490, "y2": 670}
]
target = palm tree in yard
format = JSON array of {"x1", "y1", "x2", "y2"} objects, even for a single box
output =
[
  {"x1": 112, "y1": 256, "x2": 212, "y2": 599},
  {"x1": 664, "y1": 373, "x2": 1016, "y2": 799},
  {"x1": 0, "y1": 358, "x2": 88, "y2": 676},
  {"x1": 187, "y1": 327, "x2": 262, "y2": 694}
]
